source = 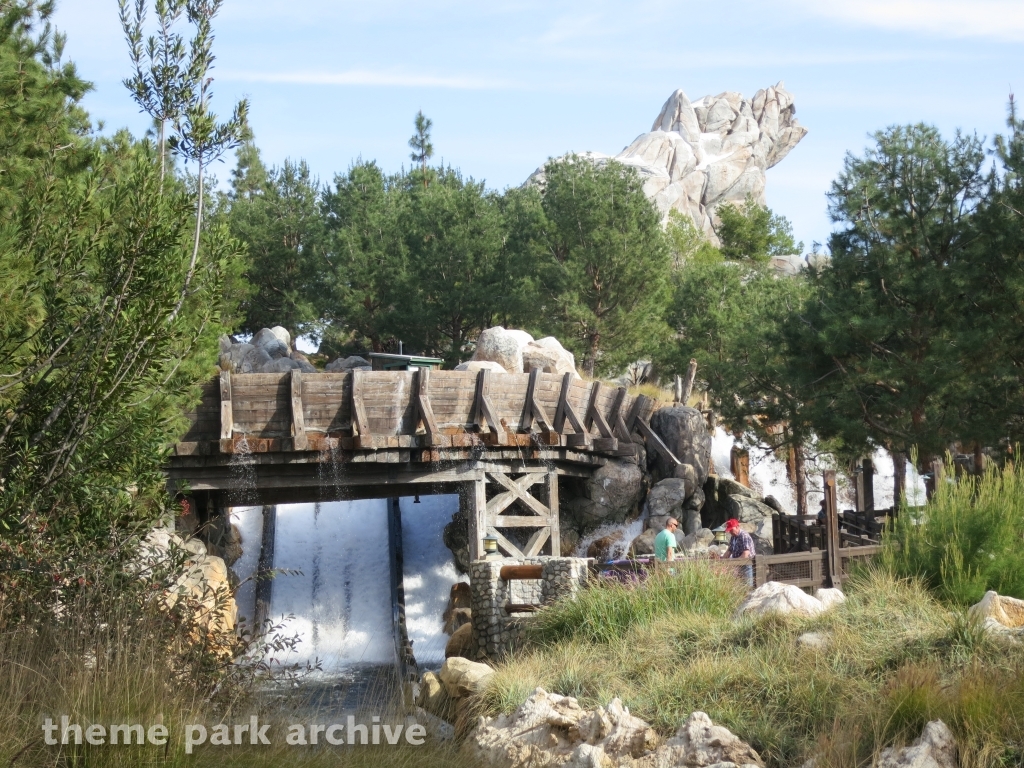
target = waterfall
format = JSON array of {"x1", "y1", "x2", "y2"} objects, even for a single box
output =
[{"x1": 229, "y1": 495, "x2": 463, "y2": 675}]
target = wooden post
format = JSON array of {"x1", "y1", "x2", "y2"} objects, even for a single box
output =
[
  {"x1": 290, "y1": 369, "x2": 307, "y2": 451},
  {"x1": 673, "y1": 374, "x2": 683, "y2": 403},
  {"x1": 926, "y1": 457, "x2": 944, "y2": 500},
  {"x1": 823, "y1": 471, "x2": 841, "y2": 587},
  {"x1": 974, "y1": 442, "x2": 985, "y2": 477},
  {"x1": 467, "y1": 477, "x2": 487, "y2": 561},
  {"x1": 857, "y1": 457, "x2": 874, "y2": 513},
  {"x1": 680, "y1": 358, "x2": 698, "y2": 405},
  {"x1": 730, "y1": 446, "x2": 750, "y2": 487},
  {"x1": 219, "y1": 369, "x2": 233, "y2": 453},
  {"x1": 893, "y1": 451, "x2": 906, "y2": 509},
  {"x1": 547, "y1": 469, "x2": 560, "y2": 556},
  {"x1": 253, "y1": 504, "x2": 277, "y2": 633}
]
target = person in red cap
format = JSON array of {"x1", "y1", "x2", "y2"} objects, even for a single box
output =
[{"x1": 723, "y1": 518, "x2": 755, "y2": 586}]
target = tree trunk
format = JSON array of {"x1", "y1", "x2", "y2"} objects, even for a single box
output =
[
  {"x1": 584, "y1": 333, "x2": 599, "y2": 378},
  {"x1": 794, "y1": 446, "x2": 807, "y2": 516},
  {"x1": 893, "y1": 451, "x2": 907, "y2": 509},
  {"x1": 974, "y1": 441, "x2": 985, "y2": 477},
  {"x1": 169, "y1": 158, "x2": 204, "y2": 323}
]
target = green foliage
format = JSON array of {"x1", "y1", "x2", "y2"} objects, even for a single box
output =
[
  {"x1": 408, "y1": 109, "x2": 434, "y2": 179},
  {"x1": 527, "y1": 563, "x2": 747, "y2": 646},
  {"x1": 716, "y1": 196, "x2": 802, "y2": 262},
  {"x1": 224, "y1": 139, "x2": 323, "y2": 336},
  {"x1": 796, "y1": 124, "x2": 990, "y2": 460},
  {"x1": 664, "y1": 209, "x2": 721, "y2": 267},
  {"x1": 884, "y1": 459, "x2": 1024, "y2": 605},
  {"x1": 537, "y1": 155, "x2": 672, "y2": 377}
]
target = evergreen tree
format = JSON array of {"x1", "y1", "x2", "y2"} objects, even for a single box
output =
[
  {"x1": 715, "y1": 196, "x2": 802, "y2": 262},
  {"x1": 408, "y1": 110, "x2": 433, "y2": 188},
  {"x1": 537, "y1": 156, "x2": 672, "y2": 377}
]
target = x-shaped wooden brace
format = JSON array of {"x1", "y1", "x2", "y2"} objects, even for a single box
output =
[{"x1": 486, "y1": 471, "x2": 552, "y2": 557}]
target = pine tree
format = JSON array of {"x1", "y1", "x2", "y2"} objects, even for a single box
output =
[{"x1": 408, "y1": 110, "x2": 433, "y2": 188}]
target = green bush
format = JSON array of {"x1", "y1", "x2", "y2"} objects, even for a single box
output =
[{"x1": 884, "y1": 459, "x2": 1024, "y2": 605}]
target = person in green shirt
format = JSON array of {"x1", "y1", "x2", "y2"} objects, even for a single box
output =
[{"x1": 654, "y1": 518, "x2": 680, "y2": 562}]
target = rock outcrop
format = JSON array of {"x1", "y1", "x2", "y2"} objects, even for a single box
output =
[
  {"x1": 219, "y1": 327, "x2": 317, "y2": 374},
  {"x1": 466, "y1": 688, "x2": 763, "y2": 768},
  {"x1": 967, "y1": 591, "x2": 1024, "y2": 640},
  {"x1": 563, "y1": 458, "x2": 644, "y2": 533},
  {"x1": 877, "y1": 720, "x2": 957, "y2": 768},
  {"x1": 649, "y1": 406, "x2": 712, "y2": 488},
  {"x1": 528, "y1": 83, "x2": 807, "y2": 244},
  {"x1": 324, "y1": 354, "x2": 371, "y2": 372},
  {"x1": 736, "y1": 582, "x2": 845, "y2": 619}
]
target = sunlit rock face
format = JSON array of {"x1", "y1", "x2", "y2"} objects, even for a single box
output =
[{"x1": 528, "y1": 82, "x2": 807, "y2": 245}]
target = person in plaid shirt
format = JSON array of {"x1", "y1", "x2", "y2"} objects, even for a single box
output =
[{"x1": 724, "y1": 518, "x2": 754, "y2": 586}]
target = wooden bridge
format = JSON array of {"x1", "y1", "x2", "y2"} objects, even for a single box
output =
[{"x1": 168, "y1": 368, "x2": 678, "y2": 560}]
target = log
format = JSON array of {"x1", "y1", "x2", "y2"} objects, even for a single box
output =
[
  {"x1": 290, "y1": 369, "x2": 308, "y2": 451},
  {"x1": 680, "y1": 358, "x2": 698, "y2": 405},
  {"x1": 500, "y1": 564, "x2": 543, "y2": 580}
]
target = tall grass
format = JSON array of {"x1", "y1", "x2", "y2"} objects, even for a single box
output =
[
  {"x1": 486, "y1": 565, "x2": 1024, "y2": 768},
  {"x1": 885, "y1": 458, "x2": 1024, "y2": 605}
]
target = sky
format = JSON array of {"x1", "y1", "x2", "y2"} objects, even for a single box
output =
[{"x1": 52, "y1": 0, "x2": 1024, "y2": 250}]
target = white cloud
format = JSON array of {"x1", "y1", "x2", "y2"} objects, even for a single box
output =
[
  {"x1": 222, "y1": 69, "x2": 519, "y2": 90},
  {"x1": 786, "y1": 0, "x2": 1024, "y2": 41}
]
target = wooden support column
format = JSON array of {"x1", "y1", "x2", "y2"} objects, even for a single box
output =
[
  {"x1": 471, "y1": 369, "x2": 507, "y2": 445},
  {"x1": 521, "y1": 368, "x2": 555, "y2": 443},
  {"x1": 855, "y1": 457, "x2": 874, "y2": 513},
  {"x1": 415, "y1": 368, "x2": 443, "y2": 446},
  {"x1": 585, "y1": 382, "x2": 617, "y2": 452},
  {"x1": 823, "y1": 471, "x2": 841, "y2": 587},
  {"x1": 547, "y1": 470, "x2": 560, "y2": 556},
  {"x1": 253, "y1": 504, "x2": 278, "y2": 633},
  {"x1": 290, "y1": 369, "x2": 307, "y2": 451},
  {"x1": 467, "y1": 477, "x2": 487, "y2": 561},
  {"x1": 554, "y1": 372, "x2": 590, "y2": 448},
  {"x1": 219, "y1": 369, "x2": 233, "y2": 453},
  {"x1": 634, "y1": 396, "x2": 682, "y2": 468}
]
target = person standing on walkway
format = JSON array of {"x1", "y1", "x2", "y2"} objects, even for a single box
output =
[
  {"x1": 724, "y1": 518, "x2": 755, "y2": 585},
  {"x1": 654, "y1": 518, "x2": 680, "y2": 562}
]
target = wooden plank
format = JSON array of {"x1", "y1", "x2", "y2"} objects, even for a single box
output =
[
  {"x1": 520, "y1": 368, "x2": 555, "y2": 441},
  {"x1": 524, "y1": 527, "x2": 551, "y2": 557},
  {"x1": 351, "y1": 369, "x2": 373, "y2": 449},
  {"x1": 468, "y1": 477, "x2": 486, "y2": 561},
  {"x1": 290, "y1": 369, "x2": 308, "y2": 451},
  {"x1": 548, "y1": 469, "x2": 560, "y2": 556},
  {"x1": 219, "y1": 369, "x2": 233, "y2": 441},
  {"x1": 592, "y1": 438, "x2": 619, "y2": 453},
  {"x1": 585, "y1": 382, "x2": 614, "y2": 438},
  {"x1": 608, "y1": 387, "x2": 633, "y2": 441},
  {"x1": 623, "y1": 395, "x2": 644, "y2": 433},
  {"x1": 472, "y1": 369, "x2": 507, "y2": 445},
  {"x1": 415, "y1": 368, "x2": 443, "y2": 446},
  {"x1": 636, "y1": 415, "x2": 682, "y2": 467},
  {"x1": 492, "y1": 515, "x2": 554, "y2": 527}
]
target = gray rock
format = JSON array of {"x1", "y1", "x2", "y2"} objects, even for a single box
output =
[
  {"x1": 219, "y1": 342, "x2": 254, "y2": 373},
  {"x1": 239, "y1": 345, "x2": 273, "y2": 374},
  {"x1": 649, "y1": 406, "x2": 712, "y2": 486},
  {"x1": 259, "y1": 338, "x2": 290, "y2": 360},
  {"x1": 719, "y1": 477, "x2": 757, "y2": 499},
  {"x1": 252, "y1": 326, "x2": 291, "y2": 353},
  {"x1": 724, "y1": 495, "x2": 775, "y2": 525},
  {"x1": 762, "y1": 495, "x2": 786, "y2": 515},
  {"x1": 288, "y1": 351, "x2": 317, "y2": 373},
  {"x1": 260, "y1": 357, "x2": 301, "y2": 373},
  {"x1": 563, "y1": 458, "x2": 643, "y2": 532},
  {"x1": 522, "y1": 340, "x2": 577, "y2": 377},
  {"x1": 645, "y1": 478, "x2": 690, "y2": 519},
  {"x1": 325, "y1": 355, "x2": 370, "y2": 372},
  {"x1": 877, "y1": 720, "x2": 957, "y2": 768},
  {"x1": 629, "y1": 528, "x2": 657, "y2": 557}
]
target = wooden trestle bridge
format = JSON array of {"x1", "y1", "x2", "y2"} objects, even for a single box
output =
[{"x1": 168, "y1": 368, "x2": 679, "y2": 560}]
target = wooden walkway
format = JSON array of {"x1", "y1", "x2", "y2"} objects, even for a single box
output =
[{"x1": 167, "y1": 368, "x2": 676, "y2": 560}]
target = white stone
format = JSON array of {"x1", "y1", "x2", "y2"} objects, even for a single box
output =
[
  {"x1": 439, "y1": 657, "x2": 494, "y2": 698},
  {"x1": 877, "y1": 720, "x2": 957, "y2": 768},
  {"x1": 967, "y1": 590, "x2": 1024, "y2": 639},
  {"x1": 653, "y1": 711, "x2": 763, "y2": 767},
  {"x1": 473, "y1": 326, "x2": 529, "y2": 374},
  {"x1": 736, "y1": 582, "x2": 845, "y2": 619},
  {"x1": 252, "y1": 326, "x2": 292, "y2": 353}
]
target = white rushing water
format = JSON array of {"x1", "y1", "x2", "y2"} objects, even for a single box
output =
[{"x1": 230, "y1": 494, "x2": 463, "y2": 674}]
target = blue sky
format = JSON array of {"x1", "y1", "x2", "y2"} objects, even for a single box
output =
[{"x1": 54, "y1": 0, "x2": 1024, "y2": 249}]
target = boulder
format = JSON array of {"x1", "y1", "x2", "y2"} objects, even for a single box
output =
[
  {"x1": 473, "y1": 326, "x2": 532, "y2": 374},
  {"x1": 645, "y1": 478, "x2": 690, "y2": 520},
  {"x1": 324, "y1": 355, "x2": 370, "y2": 372},
  {"x1": 407, "y1": 706, "x2": 455, "y2": 741},
  {"x1": 877, "y1": 720, "x2": 957, "y2": 768},
  {"x1": 654, "y1": 710, "x2": 763, "y2": 767},
  {"x1": 454, "y1": 360, "x2": 507, "y2": 374},
  {"x1": 259, "y1": 357, "x2": 300, "y2": 373},
  {"x1": 587, "y1": 531, "x2": 625, "y2": 561},
  {"x1": 251, "y1": 326, "x2": 291, "y2": 353},
  {"x1": 796, "y1": 632, "x2": 829, "y2": 651},
  {"x1": 679, "y1": 527, "x2": 715, "y2": 555},
  {"x1": 718, "y1": 477, "x2": 757, "y2": 499},
  {"x1": 239, "y1": 345, "x2": 273, "y2": 374},
  {"x1": 289, "y1": 351, "x2": 317, "y2": 373},
  {"x1": 736, "y1": 582, "x2": 845, "y2": 619},
  {"x1": 523, "y1": 337, "x2": 578, "y2": 378},
  {"x1": 724, "y1": 495, "x2": 775, "y2": 525},
  {"x1": 465, "y1": 688, "x2": 658, "y2": 768},
  {"x1": 219, "y1": 342, "x2": 254, "y2": 373},
  {"x1": 442, "y1": 582, "x2": 473, "y2": 634},
  {"x1": 439, "y1": 657, "x2": 494, "y2": 699},
  {"x1": 967, "y1": 591, "x2": 1024, "y2": 639},
  {"x1": 416, "y1": 671, "x2": 455, "y2": 721},
  {"x1": 649, "y1": 406, "x2": 712, "y2": 487},
  {"x1": 445, "y1": 622, "x2": 476, "y2": 659},
  {"x1": 762, "y1": 495, "x2": 786, "y2": 515},
  {"x1": 563, "y1": 458, "x2": 643, "y2": 533},
  {"x1": 682, "y1": 487, "x2": 705, "y2": 536},
  {"x1": 628, "y1": 528, "x2": 657, "y2": 557},
  {"x1": 443, "y1": 511, "x2": 471, "y2": 574}
]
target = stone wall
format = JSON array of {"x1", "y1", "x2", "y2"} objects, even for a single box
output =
[{"x1": 470, "y1": 557, "x2": 589, "y2": 660}]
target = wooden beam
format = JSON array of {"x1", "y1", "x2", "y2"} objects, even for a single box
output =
[
  {"x1": 468, "y1": 477, "x2": 486, "y2": 561},
  {"x1": 623, "y1": 395, "x2": 645, "y2": 433},
  {"x1": 824, "y1": 470, "x2": 841, "y2": 587},
  {"x1": 487, "y1": 526, "x2": 525, "y2": 559},
  {"x1": 415, "y1": 368, "x2": 443, "y2": 447},
  {"x1": 547, "y1": 469, "x2": 560, "y2": 556},
  {"x1": 351, "y1": 369, "x2": 373, "y2": 449},
  {"x1": 487, "y1": 471, "x2": 550, "y2": 518},
  {"x1": 585, "y1": 382, "x2": 615, "y2": 438},
  {"x1": 499, "y1": 564, "x2": 543, "y2": 580},
  {"x1": 492, "y1": 515, "x2": 556, "y2": 527},
  {"x1": 636, "y1": 417, "x2": 682, "y2": 467},
  {"x1": 608, "y1": 387, "x2": 633, "y2": 442},
  {"x1": 524, "y1": 527, "x2": 551, "y2": 557},
  {"x1": 471, "y1": 369, "x2": 507, "y2": 445},
  {"x1": 290, "y1": 369, "x2": 308, "y2": 451},
  {"x1": 521, "y1": 368, "x2": 555, "y2": 442},
  {"x1": 219, "y1": 369, "x2": 233, "y2": 452},
  {"x1": 553, "y1": 372, "x2": 590, "y2": 446}
]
